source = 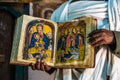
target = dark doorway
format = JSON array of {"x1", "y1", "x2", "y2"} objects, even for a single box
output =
[{"x1": 0, "y1": 9, "x2": 16, "y2": 80}]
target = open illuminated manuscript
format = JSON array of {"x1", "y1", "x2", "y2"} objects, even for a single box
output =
[{"x1": 10, "y1": 15, "x2": 96, "y2": 68}]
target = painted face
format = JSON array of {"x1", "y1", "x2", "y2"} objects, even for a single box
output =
[
  {"x1": 41, "y1": 50, "x2": 46, "y2": 54},
  {"x1": 47, "y1": 32, "x2": 52, "y2": 39},
  {"x1": 68, "y1": 28, "x2": 72, "y2": 33},
  {"x1": 29, "y1": 27, "x2": 34, "y2": 34},
  {"x1": 61, "y1": 31, "x2": 65, "y2": 36},
  {"x1": 62, "y1": 37, "x2": 65, "y2": 41},
  {"x1": 34, "y1": 34, "x2": 40, "y2": 40},
  {"x1": 78, "y1": 35, "x2": 82, "y2": 39},
  {"x1": 37, "y1": 26, "x2": 43, "y2": 35}
]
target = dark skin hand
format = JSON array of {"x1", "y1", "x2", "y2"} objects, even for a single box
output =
[
  {"x1": 88, "y1": 29, "x2": 114, "y2": 47},
  {"x1": 30, "y1": 58, "x2": 51, "y2": 71}
]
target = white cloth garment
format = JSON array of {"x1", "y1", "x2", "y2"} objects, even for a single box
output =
[{"x1": 51, "y1": 0, "x2": 120, "y2": 80}]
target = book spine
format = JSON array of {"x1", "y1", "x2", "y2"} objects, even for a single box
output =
[{"x1": 10, "y1": 16, "x2": 23, "y2": 64}]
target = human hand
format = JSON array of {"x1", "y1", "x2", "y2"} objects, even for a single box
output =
[
  {"x1": 88, "y1": 29, "x2": 114, "y2": 47},
  {"x1": 29, "y1": 58, "x2": 52, "y2": 71}
]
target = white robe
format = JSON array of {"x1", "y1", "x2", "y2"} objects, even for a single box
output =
[{"x1": 51, "y1": 0, "x2": 120, "y2": 80}]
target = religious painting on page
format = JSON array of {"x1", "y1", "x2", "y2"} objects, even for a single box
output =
[{"x1": 55, "y1": 17, "x2": 96, "y2": 68}]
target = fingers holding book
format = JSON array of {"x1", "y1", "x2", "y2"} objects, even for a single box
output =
[{"x1": 29, "y1": 58, "x2": 52, "y2": 71}]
